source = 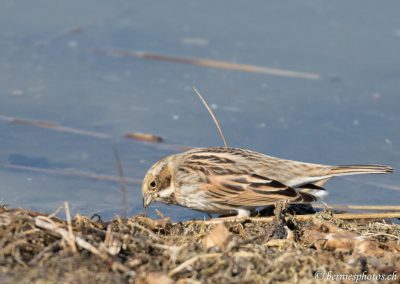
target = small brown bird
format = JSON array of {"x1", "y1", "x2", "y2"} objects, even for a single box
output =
[{"x1": 142, "y1": 147, "x2": 393, "y2": 217}]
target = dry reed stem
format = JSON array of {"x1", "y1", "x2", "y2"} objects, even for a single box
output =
[
  {"x1": 64, "y1": 202, "x2": 77, "y2": 253},
  {"x1": 34, "y1": 26, "x2": 82, "y2": 47},
  {"x1": 155, "y1": 209, "x2": 166, "y2": 219},
  {"x1": 0, "y1": 114, "x2": 111, "y2": 139},
  {"x1": 97, "y1": 49, "x2": 321, "y2": 80},
  {"x1": 34, "y1": 216, "x2": 130, "y2": 273},
  {"x1": 113, "y1": 148, "x2": 128, "y2": 218},
  {"x1": 168, "y1": 253, "x2": 221, "y2": 277},
  {"x1": 48, "y1": 204, "x2": 65, "y2": 219},
  {"x1": 196, "y1": 211, "x2": 400, "y2": 225},
  {"x1": 193, "y1": 87, "x2": 228, "y2": 148},
  {"x1": 1, "y1": 164, "x2": 140, "y2": 185},
  {"x1": 0, "y1": 114, "x2": 188, "y2": 151},
  {"x1": 131, "y1": 223, "x2": 163, "y2": 242},
  {"x1": 313, "y1": 204, "x2": 400, "y2": 211},
  {"x1": 363, "y1": 232, "x2": 400, "y2": 240}
]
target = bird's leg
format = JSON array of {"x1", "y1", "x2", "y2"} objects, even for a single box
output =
[{"x1": 214, "y1": 209, "x2": 251, "y2": 222}]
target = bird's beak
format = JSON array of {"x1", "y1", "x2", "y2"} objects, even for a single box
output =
[{"x1": 143, "y1": 194, "x2": 153, "y2": 208}]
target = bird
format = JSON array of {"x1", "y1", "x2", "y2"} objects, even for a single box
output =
[{"x1": 141, "y1": 147, "x2": 393, "y2": 217}]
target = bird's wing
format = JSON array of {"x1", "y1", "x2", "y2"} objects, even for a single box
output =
[{"x1": 204, "y1": 173, "x2": 316, "y2": 207}]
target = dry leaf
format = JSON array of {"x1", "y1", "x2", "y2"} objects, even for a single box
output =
[
  {"x1": 145, "y1": 272, "x2": 174, "y2": 284},
  {"x1": 302, "y1": 228, "x2": 327, "y2": 249},
  {"x1": 323, "y1": 232, "x2": 359, "y2": 251},
  {"x1": 203, "y1": 223, "x2": 231, "y2": 250},
  {"x1": 302, "y1": 220, "x2": 387, "y2": 255}
]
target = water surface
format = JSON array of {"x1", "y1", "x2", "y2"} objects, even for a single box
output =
[{"x1": 0, "y1": 1, "x2": 399, "y2": 220}]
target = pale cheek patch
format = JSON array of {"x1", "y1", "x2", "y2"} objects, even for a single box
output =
[{"x1": 158, "y1": 186, "x2": 174, "y2": 198}]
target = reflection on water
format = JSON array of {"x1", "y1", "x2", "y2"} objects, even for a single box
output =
[{"x1": 0, "y1": 1, "x2": 399, "y2": 221}]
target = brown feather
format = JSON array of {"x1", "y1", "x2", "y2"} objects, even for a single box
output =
[{"x1": 204, "y1": 173, "x2": 305, "y2": 207}]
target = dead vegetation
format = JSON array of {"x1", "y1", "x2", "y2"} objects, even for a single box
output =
[{"x1": 0, "y1": 205, "x2": 399, "y2": 283}]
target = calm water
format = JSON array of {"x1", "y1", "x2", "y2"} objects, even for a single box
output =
[{"x1": 0, "y1": 1, "x2": 399, "y2": 220}]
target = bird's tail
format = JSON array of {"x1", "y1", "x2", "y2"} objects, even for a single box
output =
[
  {"x1": 287, "y1": 164, "x2": 393, "y2": 192},
  {"x1": 329, "y1": 164, "x2": 393, "y2": 176},
  {"x1": 294, "y1": 164, "x2": 392, "y2": 199}
]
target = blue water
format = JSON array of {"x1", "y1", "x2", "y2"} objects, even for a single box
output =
[{"x1": 0, "y1": 1, "x2": 399, "y2": 220}]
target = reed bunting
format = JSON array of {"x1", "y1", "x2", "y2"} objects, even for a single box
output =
[{"x1": 142, "y1": 147, "x2": 393, "y2": 217}]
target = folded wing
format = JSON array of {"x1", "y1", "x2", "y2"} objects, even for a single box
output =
[{"x1": 204, "y1": 173, "x2": 316, "y2": 207}]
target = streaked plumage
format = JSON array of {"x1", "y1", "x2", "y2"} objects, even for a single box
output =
[{"x1": 141, "y1": 147, "x2": 393, "y2": 217}]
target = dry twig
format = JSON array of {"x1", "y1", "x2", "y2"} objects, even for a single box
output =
[
  {"x1": 196, "y1": 211, "x2": 400, "y2": 225},
  {"x1": 168, "y1": 253, "x2": 221, "y2": 277},
  {"x1": 0, "y1": 114, "x2": 111, "y2": 139},
  {"x1": 193, "y1": 86, "x2": 228, "y2": 148},
  {"x1": 95, "y1": 49, "x2": 321, "y2": 80},
  {"x1": 1, "y1": 164, "x2": 139, "y2": 185},
  {"x1": 64, "y1": 202, "x2": 77, "y2": 253},
  {"x1": 34, "y1": 216, "x2": 130, "y2": 273},
  {"x1": 113, "y1": 148, "x2": 128, "y2": 218},
  {"x1": 313, "y1": 204, "x2": 400, "y2": 211}
]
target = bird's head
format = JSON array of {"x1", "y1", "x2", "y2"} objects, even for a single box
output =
[{"x1": 142, "y1": 156, "x2": 175, "y2": 208}]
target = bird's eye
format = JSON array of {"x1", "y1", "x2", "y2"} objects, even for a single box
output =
[{"x1": 149, "y1": 180, "x2": 157, "y2": 189}]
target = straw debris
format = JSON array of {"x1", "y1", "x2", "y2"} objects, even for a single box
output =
[{"x1": 0, "y1": 205, "x2": 399, "y2": 283}]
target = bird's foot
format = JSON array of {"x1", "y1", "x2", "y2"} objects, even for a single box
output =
[{"x1": 214, "y1": 209, "x2": 251, "y2": 222}]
